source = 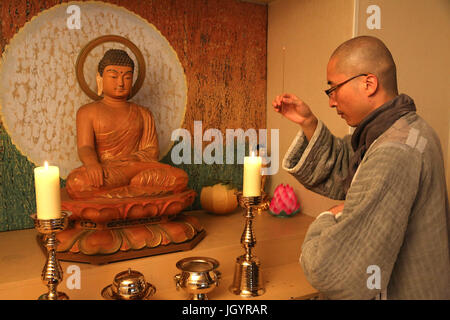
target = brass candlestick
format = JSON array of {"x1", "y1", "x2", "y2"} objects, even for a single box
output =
[
  {"x1": 229, "y1": 192, "x2": 269, "y2": 297},
  {"x1": 31, "y1": 211, "x2": 70, "y2": 300}
]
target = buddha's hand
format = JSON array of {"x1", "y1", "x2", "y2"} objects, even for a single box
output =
[{"x1": 85, "y1": 163, "x2": 104, "y2": 188}]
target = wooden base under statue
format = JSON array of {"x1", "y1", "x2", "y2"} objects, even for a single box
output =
[
  {"x1": 47, "y1": 189, "x2": 205, "y2": 265},
  {"x1": 37, "y1": 229, "x2": 206, "y2": 265}
]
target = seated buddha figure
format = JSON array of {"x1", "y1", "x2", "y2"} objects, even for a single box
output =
[{"x1": 66, "y1": 49, "x2": 188, "y2": 200}]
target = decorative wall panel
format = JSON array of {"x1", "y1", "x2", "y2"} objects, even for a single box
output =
[{"x1": 0, "y1": 0, "x2": 267, "y2": 231}]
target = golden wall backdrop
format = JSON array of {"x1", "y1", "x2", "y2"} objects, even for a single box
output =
[{"x1": 0, "y1": 0, "x2": 267, "y2": 231}]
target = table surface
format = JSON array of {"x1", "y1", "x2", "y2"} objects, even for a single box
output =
[{"x1": 0, "y1": 209, "x2": 318, "y2": 300}]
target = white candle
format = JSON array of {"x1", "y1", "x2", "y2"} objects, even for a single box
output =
[
  {"x1": 34, "y1": 161, "x2": 61, "y2": 219},
  {"x1": 243, "y1": 152, "x2": 262, "y2": 197}
]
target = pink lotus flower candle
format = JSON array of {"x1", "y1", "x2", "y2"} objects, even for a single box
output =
[{"x1": 269, "y1": 184, "x2": 300, "y2": 217}]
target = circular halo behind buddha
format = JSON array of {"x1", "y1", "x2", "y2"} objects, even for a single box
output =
[{"x1": 0, "y1": 2, "x2": 187, "y2": 178}]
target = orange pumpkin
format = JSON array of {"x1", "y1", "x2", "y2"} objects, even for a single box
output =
[{"x1": 200, "y1": 183, "x2": 238, "y2": 215}]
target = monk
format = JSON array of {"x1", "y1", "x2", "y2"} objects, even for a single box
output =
[{"x1": 66, "y1": 49, "x2": 188, "y2": 200}]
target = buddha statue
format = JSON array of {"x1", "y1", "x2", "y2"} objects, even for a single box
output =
[
  {"x1": 56, "y1": 49, "x2": 203, "y2": 262},
  {"x1": 66, "y1": 49, "x2": 188, "y2": 200}
]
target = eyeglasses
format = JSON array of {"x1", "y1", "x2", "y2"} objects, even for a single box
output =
[{"x1": 324, "y1": 73, "x2": 368, "y2": 97}]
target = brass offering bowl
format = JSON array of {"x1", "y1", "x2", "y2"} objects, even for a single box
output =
[
  {"x1": 174, "y1": 257, "x2": 221, "y2": 300},
  {"x1": 102, "y1": 268, "x2": 156, "y2": 300}
]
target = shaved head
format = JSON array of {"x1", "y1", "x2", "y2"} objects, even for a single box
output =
[{"x1": 330, "y1": 36, "x2": 398, "y2": 95}]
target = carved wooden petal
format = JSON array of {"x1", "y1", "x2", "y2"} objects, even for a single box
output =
[
  {"x1": 79, "y1": 230, "x2": 122, "y2": 255},
  {"x1": 55, "y1": 225, "x2": 87, "y2": 252},
  {"x1": 159, "y1": 222, "x2": 195, "y2": 243},
  {"x1": 121, "y1": 225, "x2": 156, "y2": 250}
]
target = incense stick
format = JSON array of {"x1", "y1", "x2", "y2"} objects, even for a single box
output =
[{"x1": 282, "y1": 46, "x2": 286, "y2": 94}]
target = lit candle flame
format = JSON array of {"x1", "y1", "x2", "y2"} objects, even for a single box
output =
[{"x1": 44, "y1": 161, "x2": 48, "y2": 169}]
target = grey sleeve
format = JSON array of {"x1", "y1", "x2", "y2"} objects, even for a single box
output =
[
  {"x1": 282, "y1": 120, "x2": 353, "y2": 200},
  {"x1": 299, "y1": 142, "x2": 421, "y2": 299}
]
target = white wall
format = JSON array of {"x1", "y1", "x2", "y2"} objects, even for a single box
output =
[
  {"x1": 267, "y1": 0, "x2": 450, "y2": 217},
  {"x1": 267, "y1": 0, "x2": 354, "y2": 217},
  {"x1": 356, "y1": 0, "x2": 450, "y2": 195}
]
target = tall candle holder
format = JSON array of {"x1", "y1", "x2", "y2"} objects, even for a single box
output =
[
  {"x1": 31, "y1": 211, "x2": 70, "y2": 300},
  {"x1": 229, "y1": 192, "x2": 269, "y2": 297}
]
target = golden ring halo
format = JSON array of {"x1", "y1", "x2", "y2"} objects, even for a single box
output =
[{"x1": 75, "y1": 34, "x2": 146, "y2": 100}]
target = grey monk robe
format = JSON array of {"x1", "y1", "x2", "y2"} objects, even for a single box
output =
[{"x1": 282, "y1": 97, "x2": 450, "y2": 299}]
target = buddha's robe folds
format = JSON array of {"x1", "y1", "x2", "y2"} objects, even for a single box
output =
[{"x1": 66, "y1": 104, "x2": 188, "y2": 200}]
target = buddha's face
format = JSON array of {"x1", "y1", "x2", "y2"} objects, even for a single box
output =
[{"x1": 101, "y1": 65, "x2": 133, "y2": 100}]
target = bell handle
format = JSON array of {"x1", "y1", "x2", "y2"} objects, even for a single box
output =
[
  {"x1": 212, "y1": 270, "x2": 221, "y2": 286},
  {"x1": 173, "y1": 273, "x2": 182, "y2": 290}
]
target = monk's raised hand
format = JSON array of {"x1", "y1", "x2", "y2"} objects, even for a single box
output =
[
  {"x1": 272, "y1": 94, "x2": 284, "y2": 112},
  {"x1": 272, "y1": 93, "x2": 315, "y2": 126}
]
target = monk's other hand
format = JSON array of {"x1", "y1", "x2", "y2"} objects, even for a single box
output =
[
  {"x1": 328, "y1": 203, "x2": 344, "y2": 216},
  {"x1": 85, "y1": 163, "x2": 104, "y2": 188}
]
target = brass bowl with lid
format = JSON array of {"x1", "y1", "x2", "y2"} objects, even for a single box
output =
[{"x1": 102, "y1": 268, "x2": 156, "y2": 300}]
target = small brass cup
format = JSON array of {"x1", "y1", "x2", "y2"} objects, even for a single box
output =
[{"x1": 174, "y1": 257, "x2": 221, "y2": 300}]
